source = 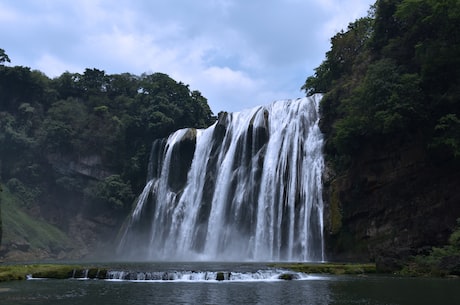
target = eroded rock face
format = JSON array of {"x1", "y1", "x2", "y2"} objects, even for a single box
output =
[
  {"x1": 167, "y1": 128, "x2": 197, "y2": 193},
  {"x1": 47, "y1": 154, "x2": 113, "y2": 180},
  {"x1": 323, "y1": 137, "x2": 460, "y2": 268}
]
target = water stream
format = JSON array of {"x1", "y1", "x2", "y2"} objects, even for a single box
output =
[{"x1": 117, "y1": 96, "x2": 325, "y2": 262}]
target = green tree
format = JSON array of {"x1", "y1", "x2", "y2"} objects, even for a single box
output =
[
  {"x1": 332, "y1": 59, "x2": 424, "y2": 154},
  {"x1": 0, "y1": 48, "x2": 10, "y2": 65},
  {"x1": 81, "y1": 68, "x2": 108, "y2": 95},
  {"x1": 51, "y1": 71, "x2": 84, "y2": 100},
  {"x1": 40, "y1": 98, "x2": 88, "y2": 153},
  {"x1": 302, "y1": 17, "x2": 373, "y2": 95},
  {"x1": 0, "y1": 58, "x2": 215, "y2": 248},
  {"x1": 304, "y1": 0, "x2": 460, "y2": 168},
  {"x1": 106, "y1": 73, "x2": 139, "y2": 99},
  {"x1": 432, "y1": 114, "x2": 460, "y2": 157},
  {"x1": 85, "y1": 175, "x2": 134, "y2": 210}
]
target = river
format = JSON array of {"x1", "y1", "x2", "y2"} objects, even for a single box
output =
[{"x1": 0, "y1": 262, "x2": 458, "y2": 305}]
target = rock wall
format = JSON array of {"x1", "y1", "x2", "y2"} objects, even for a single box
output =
[
  {"x1": 323, "y1": 137, "x2": 460, "y2": 269},
  {"x1": 0, "y1": 183, "x2": 2, "y2": 247},
  {"x1": 0, "y1": 152, "x2": 123, "y2": 261},
  {"x1": 47, "y1": 153, "x2": 113, "y2": 180}
]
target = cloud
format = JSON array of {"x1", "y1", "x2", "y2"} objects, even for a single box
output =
[
  {"x1": 35, "y1": 54, "x2": 81, "y2": 76},
  {"x1": 315, "y1": 0, "x2": 373, "y2": 39},
  {"x1": 0, "y1": 0, "x2": 375, "y2": 113},
  {"x1": 0, "y1": 2, "x2": 20, "y2": 22},
  {"x1": 204, "y1": 67, "x2": 256, "y2": 89}
]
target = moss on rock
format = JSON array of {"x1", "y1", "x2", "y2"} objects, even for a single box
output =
[
  {"x1": 329, "y1": 181, "x2": 343, "y2": 235},
  {"x1": 0, "y1": 264, "x2": 109, "y2": 282},
  {"x1": 216, "y1": 271, "x2": 225, "y2": 281},
  {"x1": 272, "y1": 262, "x2": 376, "y2": 275}
]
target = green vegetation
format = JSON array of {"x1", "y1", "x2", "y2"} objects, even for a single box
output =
[
  {"x1": 303, "y1": 0, "x2": 460, "y2": 269},
  {"x1": 0, "y1": 185, "x2": 72, "y2": 256},
  {"x1": 0, "y1": 264, "x2": 75, "y2": 281},
  {"x1": 272, "y1": 262, "x2": 376, "y2": 275},
  {"x1": 216, "y1": 272, "x2": 226, "y2": 281},
  {"x1": 329, "y1": 183, "x2": 342, "y2": 234},
  {"x1": 0, "y1": 63, "x2": 214, "y2": 200},
  {"x1": 400, "y1": 219, "x2": 460, "y2": 276},
  {"x1": 0, "y1": 50, "x2": 215, "y2": 258},
  {"x1": 303, "y1": 0, "x2": 460, "y2": 170},
  {"x1": 0, "y1": 264, "x2": 108, "y2": 281},
  {"x1": 84, "y1": 175, "x2": 134, "y2": 211},
  {"x1": 0, "y1": 48, "x2": 10, "y2": 65}
]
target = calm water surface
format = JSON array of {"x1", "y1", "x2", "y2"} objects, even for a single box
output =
[{"x1": 0, "y1": 263, "x2": 459, "y2": 305}]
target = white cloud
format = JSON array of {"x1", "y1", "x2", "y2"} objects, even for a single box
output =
[
  {"x1": 0, "y1": 2, "x2": 20, "y2": 22},
  {"x1": 0, "y1": 0, "x2": 375, "y2": 113},
  {"x1": 204, "y1": 67, "x2": 255, "y2": 90},
  {"x1": 317, "y1": 0, "x2": 373, "y2": 39},
  {"x1": 35, "y1": 54, "x2": 81, "y2": 77}
]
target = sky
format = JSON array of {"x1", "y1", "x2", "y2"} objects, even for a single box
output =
[{"x1": 0, "y1": 0, "x2": 375, "y2": 113}]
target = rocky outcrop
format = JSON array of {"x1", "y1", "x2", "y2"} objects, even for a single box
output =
[
  {"x1": 47, "y1": 153, "x2": 113, "y2": 180},
  {"x1": 323, "y1": 137, "x2": 460, "y2": 269},
  {"x1": 167, "y1": 128, "x2": 197, "y2": 192}
]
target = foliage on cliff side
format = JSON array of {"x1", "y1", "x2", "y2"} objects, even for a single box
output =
[
  {"x1": 0, "y1": 56, "x2": 215, "y2": 257},
  {"x1": 0, "y1": 64, "x2": 214, "y2": 198},
  {"x1": 400, "y1": 219, "x2": 460, "y2": 276},
  {"x1": 0, "y1": 184, "x2": 72, "y2": 260},
  {"x1": 303, "y1": 0, "x2": 460, "y2": 170},
  {"x1": 303, "y1": 0, "x2": 460, "y2": 266}
]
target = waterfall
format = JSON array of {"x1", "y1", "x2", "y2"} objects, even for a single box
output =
[{"x1": 117, "y1": 95, "x2": 325, "y2": 262}]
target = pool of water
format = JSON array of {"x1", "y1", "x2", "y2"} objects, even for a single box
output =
[{"x1": 1, "y1": 262, "x2": 459, "y2": 305}]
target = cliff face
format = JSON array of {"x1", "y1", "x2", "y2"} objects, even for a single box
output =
[
  {"x1": 0, "y1": 183, "x2": 2, "y2": 247},
  {"x1": 47, "y1": 154, "x2": 113, "y2": 180},
  {"x1": 0, "y1": 153, "x2": 123, "y2": 261},
  {"x1": 323, "y1": 137, "x2": 460, "y2": 269}
]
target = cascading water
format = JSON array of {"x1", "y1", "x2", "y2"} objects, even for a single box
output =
[{"x1": 117, "y1": 95, "x2": 325, "y2": 262}]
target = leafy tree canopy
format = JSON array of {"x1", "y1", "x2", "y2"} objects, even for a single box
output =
[
  {"x1": 303, "y1": 0, "x2": 460, "y2": 169},
  {"x1": 0, "y1": 56, "x2": 215, "y2": 216},
  {"x1": 0, "y1": 48, "x2": 10, "y2": 65}
]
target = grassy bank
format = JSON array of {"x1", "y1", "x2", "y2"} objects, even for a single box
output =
[
  {"x1": 0, "y1": 185, "x2": 73, "y2": 260},
  {"x1": 271, "y1": 262, "x2": 377, "y2": 275},
  {"x1": 0, "y1": 264, "x2": 108, "y2": 282}
]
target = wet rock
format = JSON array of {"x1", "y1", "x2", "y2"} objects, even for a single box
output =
[
  {"x1": 216, "y1": 272, "x2": 230, "y2": 281},
  {"x1": 278, "y1": 273, "x2": 300, "y2": 280}
]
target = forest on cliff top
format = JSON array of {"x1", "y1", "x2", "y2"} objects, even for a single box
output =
[
  {"x1": 0, "y1": 54, "x2": 215, "y2": 258},
  {"x1": 304, "y1": 0, "x2": 460, "y2": 171},
  {"x1": 0, "y1": 61, "x2": 214, "y2": 206}
]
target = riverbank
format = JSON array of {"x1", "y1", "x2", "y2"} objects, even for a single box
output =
[
  {"x1": 270, "y1": 262, "x2": 377, "y2": 275},
  {"x1": 0, "y1": 264, "x2": 108, "y2": 282}
]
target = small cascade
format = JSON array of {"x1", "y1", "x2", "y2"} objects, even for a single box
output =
[
  {"x1": 105, "y1": 269, "x2": 310, "y2": 282},
  {"x1": 117, "y1": 95, "x2": 325, "y2": 262},
  {"x1": 27, "y1": 267, "x2": 320, "y2": 282}
]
